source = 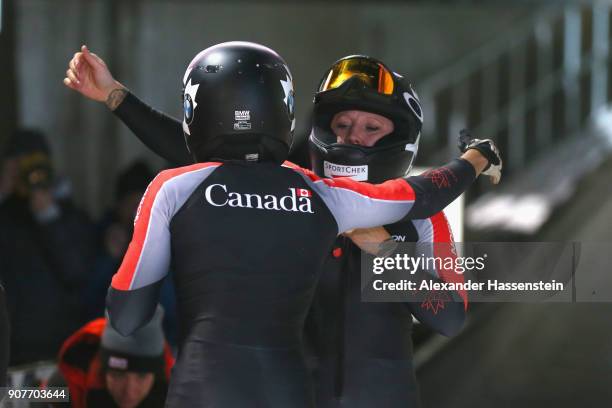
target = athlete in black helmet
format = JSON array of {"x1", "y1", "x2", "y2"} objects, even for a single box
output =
[
  {"x1": 310, "y1": 55, "x2": 424, "y2": 184},
  {"x1": 307, "y1": 55, "x2": 469, "y2": 407},
  {"x1": 65, "y1": 42, "x2": 501, "y2": 407}
]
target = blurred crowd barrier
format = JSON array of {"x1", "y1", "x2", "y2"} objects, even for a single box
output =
[
  {"x1": 414, "y1": 3, "x2": 612, "y2": 234},
  {"x1": 419, "y1": 4, "x2": 612, "y2": 170}
]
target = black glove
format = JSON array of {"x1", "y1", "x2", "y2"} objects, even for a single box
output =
[{"x1": 458, "y1": 129, "x2": 502, "y2": 184}]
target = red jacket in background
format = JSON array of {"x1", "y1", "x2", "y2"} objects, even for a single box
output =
[{"x1": 56, "y1": 318, "x2": 174, "y2": 408}]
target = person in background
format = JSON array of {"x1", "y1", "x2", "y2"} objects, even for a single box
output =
[
  {"x1": 100, "y1": 161, "x2": 154, "y2": 264},
  {"x1": 304, "y1": 55, "x2": 473, "y2": 407},
  {"x1": 0, "y1": 129, "x2": 94, "y2": 365},
  {"x1": 50, "y1": 306, "x2": 173, "y2": 408},
  {"x1": 84, "y1": 160, "x2": 154, "y2": 321}
]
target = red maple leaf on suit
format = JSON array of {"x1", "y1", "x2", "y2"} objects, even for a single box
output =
[
  {"x1": 422, "y1": 167, "x2": 458, "y2": 189},
  {"x1": 420, "y1": 290, "x2": 452, "y2": 315}
]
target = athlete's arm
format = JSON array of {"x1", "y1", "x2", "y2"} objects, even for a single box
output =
[
  {"x1": 112, "y1": 90, "x2": 192, "y2": 165},
  {"x1": 402, "y1": 156, "x2": 478, "y2": 220},
  {"x1": 106, "y1": 163, "x2": 222, "y2": 336},
  {"x1": 404, "y1": 213, "x2": 467, "y2": 337},
  {"x1": 288, "y1": 137, "x2": 500, "y2": 234},
  {"x1": 288, "y1": 156, "x2": 474, "y2": 234},
  {"x1": 106, "y1": 171, "x2": 173, "y2": 336},
  {"x1": 63, "y1": 45, "x2": 192, "y2": 166}
]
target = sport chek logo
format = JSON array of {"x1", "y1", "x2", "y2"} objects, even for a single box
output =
[
  {"x1": 204, "y1": 184, "x2": 314, "y2": 213},
  {"x1": 323, "y1": 161, "x2": 368, "y2": 181}
]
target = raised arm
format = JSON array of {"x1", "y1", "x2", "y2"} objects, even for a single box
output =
[
  {"x1": 112, "y1": 90, "x2": 192, "y2": 165},
  {"x1": 64, "y1": 45, "x2": 192, "y2": 166}
]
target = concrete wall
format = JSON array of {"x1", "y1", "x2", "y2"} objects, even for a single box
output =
[{"x1": 15, "y1": 0, "x2": 534, "y2": 215}]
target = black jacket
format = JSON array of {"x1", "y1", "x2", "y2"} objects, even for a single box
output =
[{"x1": 0, "y1": 195, "x2": 94, "y2": 365}]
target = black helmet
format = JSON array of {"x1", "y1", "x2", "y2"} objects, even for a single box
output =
[
  {"x1": 309, "y1": 55, "x2": 423, "y2": 183},
  {"x1": 182, "y1": 41, "x2": 295, "y2": 163}
]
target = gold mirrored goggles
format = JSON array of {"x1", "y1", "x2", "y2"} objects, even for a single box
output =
[{"x1": 318, "y1": 57, "x2": 395, "y2": 95}]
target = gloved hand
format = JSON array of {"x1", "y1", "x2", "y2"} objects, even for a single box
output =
[{"x1": 458, "y1": 129, "x2": 502, "y2": 184}]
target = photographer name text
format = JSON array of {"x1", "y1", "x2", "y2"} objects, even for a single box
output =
[{"x1": 372, "y1": 279, "x2": 565, "y2": 292}]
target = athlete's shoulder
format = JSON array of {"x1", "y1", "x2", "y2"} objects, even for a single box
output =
[
  {"x1": 135, "y1": 162, "x2": 224, "y2": 217},
  {"x1": 281, "y1": 160, "x2": 324, "y2": 182},
  {"x1": 146, "y1": 162, "x2": 223, "y2": 194},
  {"x1": 283, "y1": 161, "x2": 414, "y2": 201},
  {"x1": 155, "y1": 162, "x2": 223, "y2": 182}
]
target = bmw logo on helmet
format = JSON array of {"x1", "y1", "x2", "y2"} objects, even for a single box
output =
[
  {"x1": 287, "y1": 90, "x2": 295, "y2": 117},
  {"x1": 184, "y1": 94, "x2": 195, "y2": 124}
]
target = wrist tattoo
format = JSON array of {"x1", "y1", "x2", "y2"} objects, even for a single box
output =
[{"x1": 106, "y1": 88, "x2": 128, "y2": 111}]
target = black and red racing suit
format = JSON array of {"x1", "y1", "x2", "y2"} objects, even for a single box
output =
[
  {"x1": 107, "y1": 93, "x2": 472, "y2": 407},
  {"x1": 307, "y1": 214, "x2": 466, "y2": 408},
  {"x1": 106, "y1": 157, "x2": 475, "y2": 407}
]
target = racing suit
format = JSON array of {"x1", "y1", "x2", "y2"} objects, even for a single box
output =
[
  {"x1": 307, "y1": 214, "x2": 465, "y2": 408},
  {"x1": 107, "y1": 93, "x2": 471, "y2": 407}
]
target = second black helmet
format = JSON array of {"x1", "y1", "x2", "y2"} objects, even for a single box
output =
[
  {"x1": 309, "y1": 55, "x2": 423, "y2": 183},
  {"x1": 182, "y1": 41, "x2": 295, "y2": 163}
]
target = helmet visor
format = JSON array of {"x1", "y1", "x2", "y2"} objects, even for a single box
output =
[{"x1": 319, "y1": 57, "x2": 394, "y2": 95}]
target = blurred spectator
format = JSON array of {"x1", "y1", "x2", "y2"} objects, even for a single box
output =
[
  {"x1": 0, "y1": 129, "x2": 94, "y2": 365},
  {"x1": 102, "y1": 160, "x2": 154, "y2": 261},
  {"x1": 83, "y1": 160, "x2": 153, "y2": 321},
  {"x1": 50, "y1": 306, "x2": 173, "y2": 408},
  {"x1": 83, "y1": 160, "x2": 177, "y2": 346}
]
